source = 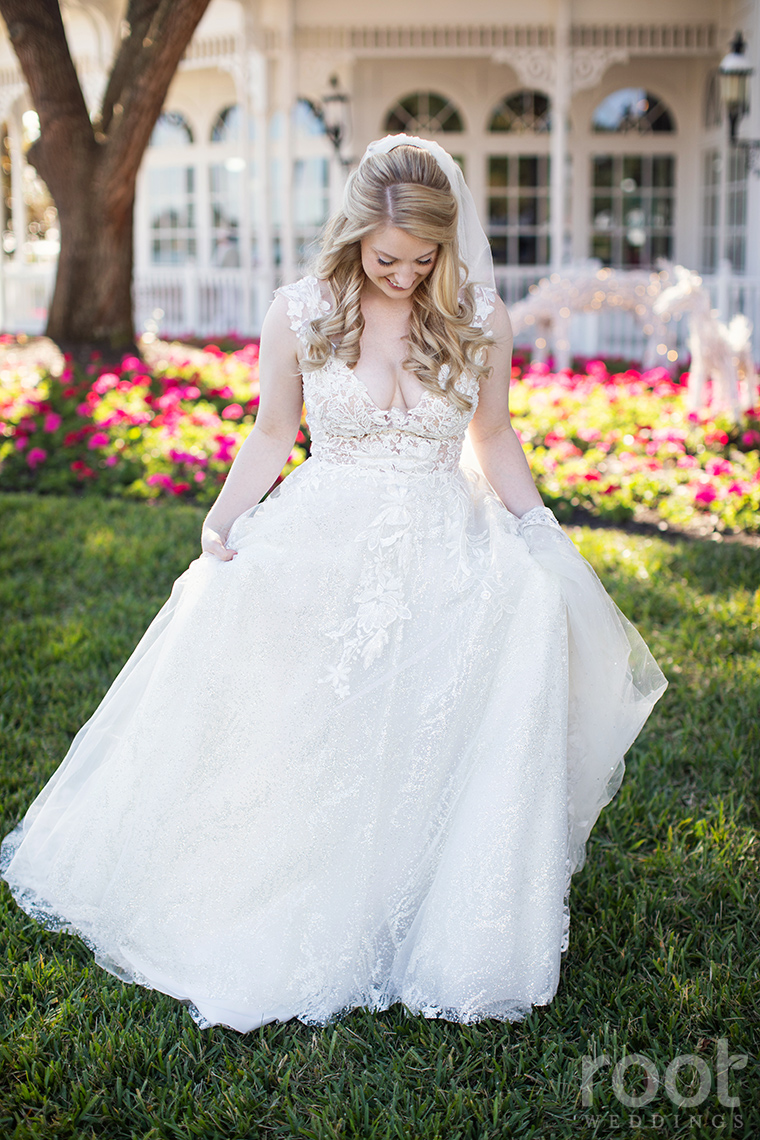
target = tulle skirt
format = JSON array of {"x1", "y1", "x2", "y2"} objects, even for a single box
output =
[{"x1": 1, "y1": 457, "x2": 666, "y2": 1031}]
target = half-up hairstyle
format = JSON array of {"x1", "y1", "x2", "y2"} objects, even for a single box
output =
[{"x1": 300, "y1": 144, "x2": 492, "y2": 409}]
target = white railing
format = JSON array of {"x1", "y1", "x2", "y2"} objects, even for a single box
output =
[{"x1": 2, "y1": 262, "x2": 760, "y2": 364}]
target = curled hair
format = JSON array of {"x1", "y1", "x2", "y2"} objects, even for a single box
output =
[{"x1": 300, "y1": 145, "x2": 492, "y2": 409}]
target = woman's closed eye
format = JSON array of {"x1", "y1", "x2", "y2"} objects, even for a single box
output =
[{"x1": 378, "y1": 257, "x2": 433, "y2": 267}]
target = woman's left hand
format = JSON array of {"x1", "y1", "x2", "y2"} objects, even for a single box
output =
[{"x1": 201, "y1": 526, "x2": 237, "y2": 561}]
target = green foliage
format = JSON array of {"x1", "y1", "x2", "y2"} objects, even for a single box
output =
[{"x1": 0, "y1": 495, "x2": 758, "y2": 1138}]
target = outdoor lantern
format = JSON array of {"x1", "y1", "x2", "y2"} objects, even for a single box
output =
[
  {"x1": 719, "y1": 31, "x2": 753, "y2": 140},
  {"x1": 300, "y1": 75, "x2": 351, "y2": 166},
  {"x1": 320, "y1": 75, "x2": 351, "y2": 163}
]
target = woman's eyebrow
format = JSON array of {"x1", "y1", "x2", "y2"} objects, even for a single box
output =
[{"x1": 373, "y1": 247, "x2": 438, "y2": 260}]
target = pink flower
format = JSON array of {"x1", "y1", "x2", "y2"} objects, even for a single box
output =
[
  {"x1": 183, "y1": 385, "x2": 201, "y2": 400},
  {"x1": 677, "y1": 455, "x2": 698, "y2": 469},
  {"x1": 43, "y1": 412, "x2": 62, "y2": 432},
  {"x1": 726, "y1": 480, "x2": 750, "y2": 495},
  {"x1": 221, "y1": 403, "x2": 244, "y2": 420},
  {"x1": 146, "y1": 472, "x2": 174, "y2": 489},
  {"x1": 741, "y1": 430, "x2": 760, "y2": 448},
  {"x1": 705, "y1": 457, "x2": 733, "y2": 477},
  {"x1": 104, "y1": 455, "x2": 119, "y2": 467},
  {"x1": 122, "y1": 355, "x2": 142, "y2": 372},
  {"x1": 194, "y1": 470, "x2": 206, "y2": 483},
  {"x1": 87, "y1": 431, "x2": 110, "y2": 449},
  {"x1": 15, "y1": 436, "x2": 28, "y2": 451},
  {"x1": 26, "y1": 446, "x2": 47, "y2": 468},
  {"x1": 693, "y1": 484, "x2": 718, "y2": 505},
  {"x1": 93, "y1": 372, "x2": 119, "y2": 394},
  {"x1": 76, "y1": 402, "x2": 91, "y2": 416}
]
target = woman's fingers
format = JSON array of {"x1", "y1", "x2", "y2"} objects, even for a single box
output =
[{"x1": 201, "y1": 536, "x2": 237, "y2": 561}]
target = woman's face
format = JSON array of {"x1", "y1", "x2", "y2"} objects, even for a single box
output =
[{"x1": 360, "y1": 225, "x2": 439, "y2": 300}]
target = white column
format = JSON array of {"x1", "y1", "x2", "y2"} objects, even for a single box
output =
[
  {"x1": 280, "y1": 0, "x2": 296, "y2": 283},
  {"x1": 744, "y1": 0, "x2": 760, "y2": 277},
  {"x1": 9, "y1": 111, "x2": 27, "y2": 264},
  {"x1": 232, "y1": 35, "x2": 254, "y2": 334},
  {"x1": 550, "y1": 0, "x2": 570, "y2": 274},
  {"x1": 716, "y1": 120, "x2": 731, "y2": 321}
]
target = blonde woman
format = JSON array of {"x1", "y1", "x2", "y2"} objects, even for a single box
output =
[{"x1": 1, "y1": 136, "x2": 666, "y2": 1032}]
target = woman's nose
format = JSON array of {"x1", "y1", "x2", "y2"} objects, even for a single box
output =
[{"x1": 395, "y1": 266, "x2": 416, "y2": 286}]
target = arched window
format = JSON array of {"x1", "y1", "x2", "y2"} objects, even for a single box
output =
[
  {"x1": 150, "y1": 111, "x2": 194, "y2": 147},
  {"x1": 211, "y1": 105, "x2": 241, "y2": 144},
  {"x1": 488, "y1": 91, "x2": 551, "y2": 134},
  {"x1": 592, "y1": 89, "x2": 675, "y2": 134},
  {"x1": 383, "y1": 92, "x2": 464, "y2": 134}
]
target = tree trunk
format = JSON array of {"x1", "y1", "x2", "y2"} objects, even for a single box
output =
[
  {"x1": 0, "y1": 0, "x2": 211, "y2": 358},
  {"x1": 46, "y1": 155, "x2": 137, "y2": 356}
]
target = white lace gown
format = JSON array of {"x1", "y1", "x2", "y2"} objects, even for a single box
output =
[{"x1": 1, "y1": 278, "x2": 666, "y2": 1032}]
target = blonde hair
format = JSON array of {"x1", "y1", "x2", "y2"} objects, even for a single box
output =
[{"x1": 301, "y1": 144, "x2": 492, "y2": 409}]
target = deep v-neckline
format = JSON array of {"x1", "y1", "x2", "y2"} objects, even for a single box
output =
[{"x1": 333, "y1": 359, "x2": 432, "y2": 418}]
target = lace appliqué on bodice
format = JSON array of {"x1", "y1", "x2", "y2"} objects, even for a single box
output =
[
  {"x1": 276, "y1": 276, "x2": 499, "y2": 697},
  {"x1": 276, "y1": 276, "x2": 495, "y2": 477}
]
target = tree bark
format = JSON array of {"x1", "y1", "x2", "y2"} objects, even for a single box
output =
[{"x1": 0, "y1": 0, "x2": 211, "y2": 357}]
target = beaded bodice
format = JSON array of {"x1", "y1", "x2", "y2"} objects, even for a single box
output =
[{"x1": 276, "y1": 276, "x2": 496, "y2": 475}]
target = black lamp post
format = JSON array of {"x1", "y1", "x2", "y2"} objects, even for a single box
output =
[
  {"x1": 719, "y1": 31, "x2": 760, "y2": 170},
  {"x1": 302, "y1": 75, "x2": 351, "y2": 167}
]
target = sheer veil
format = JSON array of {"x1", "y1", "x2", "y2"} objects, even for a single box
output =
[{"x1": 352, "y1": 134, "x2": 496, "y2": 292}]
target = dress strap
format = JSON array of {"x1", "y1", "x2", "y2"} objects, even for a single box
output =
[{"x1": 275, "y1": 276, "x2": 333, "y2": 347}]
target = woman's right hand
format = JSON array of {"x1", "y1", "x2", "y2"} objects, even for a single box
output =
[{"x1": 201, "y1": 526, "x2": 237, "y2": 562}]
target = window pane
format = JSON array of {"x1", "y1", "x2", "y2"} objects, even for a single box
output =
[
  {"x1": 490, "y1": 236, "x2": 508, "y2": 265},
  {"x1": 518, "y1": 235, "x2": 537, "y2": 264},
  {"x1": 593, "y1": 157, "x2": 613, "y2": 188},
  {"x1": 589, "y1": 153, "x2": 675, "y2": 268},
  {"x1": 148, "y1": 165, "x2": 196, "y2": 264},
  {"x1": 488, "y1": 197, "x2": 508, "y2": 225},
  {"x1": 518, "y1": 156, "x2": 538, "y2": 187},
  {"x1": 622, "y1": 156, "x2": 642, "y2": 186},
  {"x1": 488, "y1": 157, "x2": 509, "y2": 188},
  {"x1": 652, "y1": 156, "x2": 674, "y2": 187}
]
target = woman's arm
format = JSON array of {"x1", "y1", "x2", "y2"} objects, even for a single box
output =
[
  {"x1": 467, "y1": 295, "x2": 544, "y2": 518},
  {"x1": 201, "y1": 294, "x2": 305, "y2": 561}
]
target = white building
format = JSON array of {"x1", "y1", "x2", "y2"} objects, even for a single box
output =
[{"x1": 0, "y1": 0, "x2": 758, "y2": 358}]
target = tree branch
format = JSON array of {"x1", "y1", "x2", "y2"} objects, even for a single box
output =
[
  {"x1": 0, "y1": 0, "x2": 94, "y2": 178},
  {"x1": 99, "y1": 0, "x2": 161, "y2": 135},
  {"x1": 100, "y1": 0, "x2": 211, "y2": 211}
]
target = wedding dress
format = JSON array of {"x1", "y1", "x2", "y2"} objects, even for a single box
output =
[{"x1": 1, "y1": 276, "x2": 666, "y2": 1032}]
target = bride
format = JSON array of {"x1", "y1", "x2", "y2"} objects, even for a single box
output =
[{"x1": 1, "y1": 135, "x2": 667, "y2": 1032}]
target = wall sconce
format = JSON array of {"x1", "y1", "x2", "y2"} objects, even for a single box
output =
[
  {"x1": 302, "y1": 75, "x2": 351, "y2": 167},
  {"x1": 719, "y1": 31, "x2": 760, "y2": 171}
]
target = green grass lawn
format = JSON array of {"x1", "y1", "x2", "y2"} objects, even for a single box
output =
[{"x1": 0, "y1": 493, "x2": 758, "y2": 1140}]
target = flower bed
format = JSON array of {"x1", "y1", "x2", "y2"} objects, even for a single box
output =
[{"x1": 0, "y1": 339, "x2": 758, "y2": 533}]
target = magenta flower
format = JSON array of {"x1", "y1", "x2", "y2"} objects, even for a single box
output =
[
  {"x1": 26, "y1": 446, "x2": 47, "y2": 468},
  {"x1": 43, "y1": 412, "x2": 62, "y2": 433},
  {"x1": 693, "y1": 484, "x2": 718, "y2": 505},
  {"x1": 146, "y1": 472, "x2": 174, "y2": 489},
  {"x1": 87, "y1": 431, "x2": 110, "y2": 449}
]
